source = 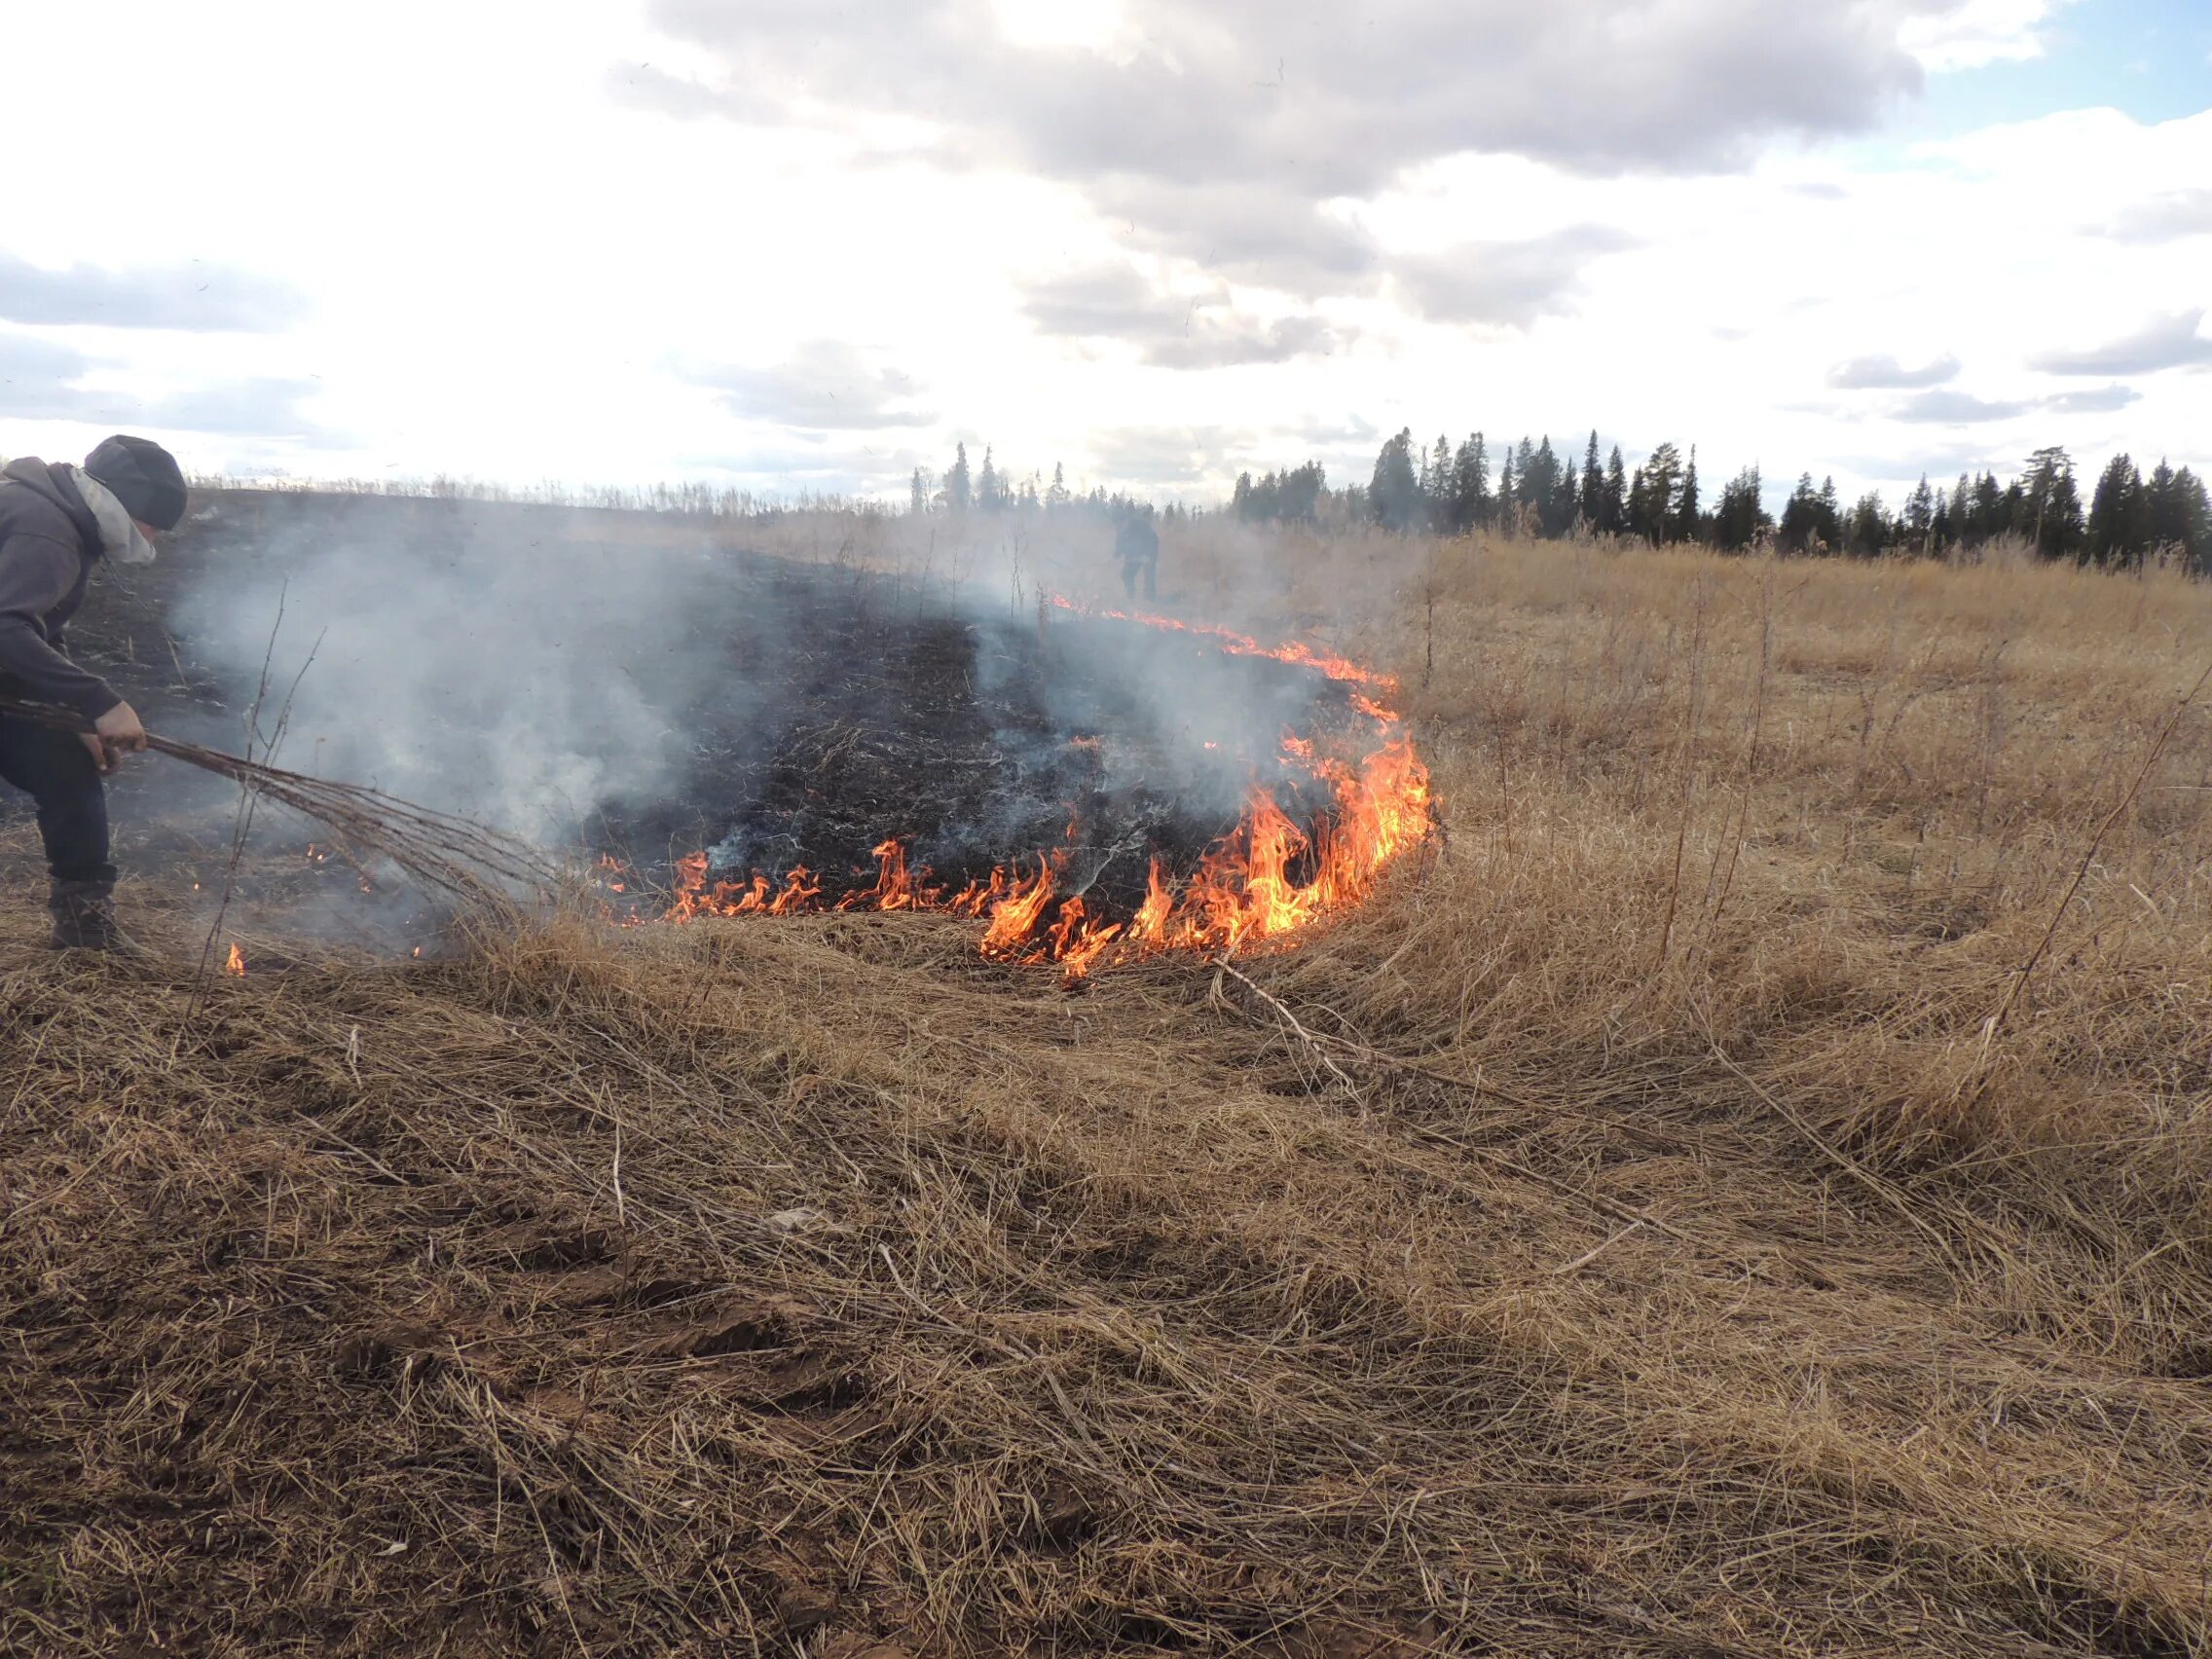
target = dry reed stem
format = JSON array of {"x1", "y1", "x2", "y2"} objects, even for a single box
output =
[{"x1": 0, "y1": 693, "x2": 550, "y2": 911}]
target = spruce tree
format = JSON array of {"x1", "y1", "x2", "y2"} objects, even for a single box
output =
[
  {"x1": 2170, "y1": 467, "x2": 2212, "y2": 571},
  {"x1": 1847, "y1": 492, "x2": 1889, "y2": 556},
  {"x1": 1670, "y1": 447, "x2": 1701, "y2": 543},
  {"x1": 1046, "y1": 461, "x2": 1070, "y2": 510},
  {"x1": 1559, "y1": 458, "x2": 1580, "y2": 536},
  {"x1": 1778, "y1": 474, "x2": 1820, "y2": 553},
  {"x1": 1602, "y1": 446, "x2": 1628, "y2": 536},
  {"x1": 1529, "y1": 437, "x2": 1562, "y2": 535},
  {"x1": 1713, "y1": 465, "x2": 1767, "y2": 551},
  {"x1": 2022, "y1": 446, "x2": 2083, "y2": 559},
  {"x1": 2144, "y1": 459, "x2": 2180, "y2": 553},
  {"x1": 1368, "y1": 428, "x2": 1422, "y2": 532},
  {"x1": 945, "y1": 442, "x2": 973, "y2": 512},
  {"x1": 1581, "y1": 430, "x2": 1604, "y2": 527},
  {"x1": 1971, "y1": 473, "x2": 2002, "y2": 543},
  {"x1": 1638, "y1": 444, "x2": 1683, "y2": 543},
  {"x1": 2087, "y1": 454, "x2": 2146, "y2": 567},
  {"x1": 2138, "y1": 458, "x2": 2211, "y2": 566},
  {"x1": 1904, "y1": 475, "x2": 1935, "y2": 551},
  {"x1": 1495, "y1": 449, "x2": 1519, "y2": 538},
  {"x1": 1817, "y1": 476, "x2": 1842, "y2": 550},
  {"x1": 1451, "y1": 433, "x2": 1490, "y2": 532},
  {"x1": 909, "y1": 467, "x2": 928, "y2": 516},
  {"x1": 2047, "y1": 467, "x2": 2085, "y2": 561}
]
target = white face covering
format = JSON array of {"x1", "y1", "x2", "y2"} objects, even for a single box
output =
[{"x1": 64, "y1": 464, "x2": 160, "y2": 567}]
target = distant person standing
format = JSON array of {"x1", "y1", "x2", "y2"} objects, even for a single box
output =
[
  {"x1": 1114, "y1": 504, "x2": 1160, "y2": 604},
  {"x1": 0, "y1": 436, "x2": 187, "y2": 952}
]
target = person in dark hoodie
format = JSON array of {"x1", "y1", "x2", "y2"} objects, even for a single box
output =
[
  {"x1": 1113, "y1": 503, "x2": 1160, "y2": 604},
  {"x1": 0, "y1": 435, "x2": 188, "y2": 951}
]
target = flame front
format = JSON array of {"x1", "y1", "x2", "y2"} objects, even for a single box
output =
[
  {"x1": 621, "y1": 600, "x2": 1432, "y2": 977},
  {"x1": 224, "y1": 942, "x2": 245, "y2": 977}
]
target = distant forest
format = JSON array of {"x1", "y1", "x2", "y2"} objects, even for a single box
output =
[
  {"x1": 907, "y1": 432, "x2": 2212, "y2": 572},
  {"x1": 1248, "y1": 430, "x2": 2212, "y2": 570},
  {"x1": 908, "y1": 445, "x2": 1176, "y2": 523}
]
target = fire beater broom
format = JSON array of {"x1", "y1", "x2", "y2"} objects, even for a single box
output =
[{"x1": 0, "y1": 693, "x2": 550, "y2": 908}]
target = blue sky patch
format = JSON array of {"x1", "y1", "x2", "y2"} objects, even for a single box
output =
[{"x1": 1911, "y1": 0, "x2": 2212, "y2": 135}]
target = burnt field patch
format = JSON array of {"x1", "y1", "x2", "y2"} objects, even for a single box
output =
[
  {"x1": 578, "y1": 564, "x2": 1372, "y2": 920},
  {"x1": 31, "y1": 489, "x2": 1424, "y2": 971}
]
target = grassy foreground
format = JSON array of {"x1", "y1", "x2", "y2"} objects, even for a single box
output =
[{"x1": 5, "y1": 521, "x2": 2212, "y2": 1657}]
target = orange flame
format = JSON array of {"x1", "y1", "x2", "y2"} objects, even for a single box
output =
[
  {"x1": 224, "y1": 942, "x2": 245, "y2": 977},
  {"x1": 838, "y1": 839, "x2": 938, "y2": 912},
  {"x1": 631, "y1": 603, "x2": 1433, "y2": 977},
  {"x1": 1129, "y1": 856, "x2": 1174, "y2": 946},
  {"x1": 979, "y1": 856, "x2": 1058, "y2": 955},
  {"x1": 1046, "y1": 594, "x2": 1403, "y2": 721},
  {"x1": 661, "y1": 852, "x2": 827, "y2": 920}
]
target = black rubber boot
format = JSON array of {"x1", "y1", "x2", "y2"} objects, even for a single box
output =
[{"x1": 48, "y1": 879, "x2": 151, "y2": 957}]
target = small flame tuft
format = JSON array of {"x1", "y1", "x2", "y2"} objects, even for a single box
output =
[{"x1": 224, "y1": 942, "x2": 245, "y2": 977}]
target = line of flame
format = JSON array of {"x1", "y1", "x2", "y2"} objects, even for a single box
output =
[
  {"x1": 1045, "y1": 594, "x2": 1403, "y2": 720},
  {"x1": 632, "y1": 600, "x2": 1432, "y2": 977}
]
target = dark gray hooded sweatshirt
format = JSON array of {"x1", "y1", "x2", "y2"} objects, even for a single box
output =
[{"x1": 0, "y1": 456, "x2": 123, "y2": 720}]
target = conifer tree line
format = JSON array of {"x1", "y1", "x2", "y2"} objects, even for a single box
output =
[
  {"x1": 907, "y1": 442, "x2": 1185, "y2": 523},
  {"x1": 1289, "y1": 428, "x2": 2210, "y2": 570},
  {"x1": 903, "y1": 433, "x2": 2212, "y2": 572}
]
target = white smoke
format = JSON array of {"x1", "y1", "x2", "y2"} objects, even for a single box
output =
[
  {"x1": 170, "y1": 498, "x2": 726, "y2": 840},
  {"x1": 166, "y1": 493, "x2": 1356, "y2": 900}
]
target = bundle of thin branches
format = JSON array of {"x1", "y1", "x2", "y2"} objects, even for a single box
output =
[{"x1": 0, "y1": 693, "x2": 552, "y2": 908}]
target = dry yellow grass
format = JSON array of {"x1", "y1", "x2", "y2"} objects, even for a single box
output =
[
  {"x1": 5, "y1": 513, "x2": 2212, "y2": 1657},
  {"x1": 761, "y1": 508, "x2": 2212, "y2": 1186}
]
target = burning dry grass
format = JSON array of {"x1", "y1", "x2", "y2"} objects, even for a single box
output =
[{"x1": 6, "y1": 522, "x2": 2212, "y2": 1656}]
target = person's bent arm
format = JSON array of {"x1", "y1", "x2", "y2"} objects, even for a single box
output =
[{"x1": 0, "y1": 532, "x2": 129, "y2": 762}]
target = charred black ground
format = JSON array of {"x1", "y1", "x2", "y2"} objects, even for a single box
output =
[
  {"x1": 24, "y1": 490, "x2": 1370, "y2": 923},
  {"x1": 588, "y1": 580, "x2": 1360, "y2": 916}
]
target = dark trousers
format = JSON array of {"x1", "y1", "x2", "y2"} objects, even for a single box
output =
[
  {"x1": 0, "y1": 718, "x2": 113, "y2": 885},
  {"x1": 1122, "y1": 558, "x2": 1157, "y2": 603}
]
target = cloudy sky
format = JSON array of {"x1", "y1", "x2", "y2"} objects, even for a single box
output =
[{"x1": 0, "y1": 0, "x2": 2206, "y2": 508}]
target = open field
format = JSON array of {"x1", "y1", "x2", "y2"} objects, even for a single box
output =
[{"x1": 6, "y1": 505, "x2": 2212, "y2": 1656}]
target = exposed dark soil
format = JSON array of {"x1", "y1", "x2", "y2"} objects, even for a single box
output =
[{"x1": 576, "y1": 564, "x2": 1355, "y2": 916}]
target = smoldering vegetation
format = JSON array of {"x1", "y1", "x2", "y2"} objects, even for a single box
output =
[{"x1": 128, "y1": 492, "x2": 1350, "y2": 916}]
